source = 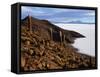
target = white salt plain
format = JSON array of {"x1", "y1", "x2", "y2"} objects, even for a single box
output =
[{"x1": 54, "y1": 23, "x2": 95, "y2": 57}]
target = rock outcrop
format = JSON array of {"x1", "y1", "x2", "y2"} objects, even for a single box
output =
[{"x1": 21, "y1": 16, "x2": 95, "y2": 71}]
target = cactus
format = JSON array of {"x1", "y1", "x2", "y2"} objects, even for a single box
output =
[
  {"x1": 50, "y1": 28, "x2": 53, "y2": 40},
  {"x1": 28, "y1": 15, "x2": 32, "y2": 32},
  {"x1": 59, "y1": 31, "x2": 62, "y2": 43},
  {"x1": 63, "y1": 34, "x2": 66, "y2": 45}
]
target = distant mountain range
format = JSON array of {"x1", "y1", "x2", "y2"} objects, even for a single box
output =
[{"x1": 53, "y1": 20, "x2": 95, "y2": 24}]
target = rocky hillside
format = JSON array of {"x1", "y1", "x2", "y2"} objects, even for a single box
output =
[{"x1": 21, "y1": 16, "x2": 95, "y2": 71}]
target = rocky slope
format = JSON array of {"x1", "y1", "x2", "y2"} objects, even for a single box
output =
[{"x1": 21, "y1": 16, "x2": 95, "y2": 71}]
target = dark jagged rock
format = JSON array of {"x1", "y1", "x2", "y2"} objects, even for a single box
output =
[{"x1": 21, "y1": 16, "x2": 95, "y2": 71}]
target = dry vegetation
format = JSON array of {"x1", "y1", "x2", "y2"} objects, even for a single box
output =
[{"x1": 21, "y1": 16, "x2": 95, "y2": 71}]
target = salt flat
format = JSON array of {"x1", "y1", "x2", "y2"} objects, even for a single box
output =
[{"x1": 54, "y1": 23, "x2": 95, "y2": 57}]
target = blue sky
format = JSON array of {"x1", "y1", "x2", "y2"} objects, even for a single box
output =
[{"x1": 21, "y1": 6, "x2": 95, "y2": 24}]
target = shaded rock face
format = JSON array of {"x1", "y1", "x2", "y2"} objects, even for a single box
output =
[{"x1": 21, "y1": 16, "x2": 95, "y2": 72}]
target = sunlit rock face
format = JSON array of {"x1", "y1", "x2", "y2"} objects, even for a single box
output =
[{"x1": 20, "y1": 16, "x2": 95, "y2": 72}]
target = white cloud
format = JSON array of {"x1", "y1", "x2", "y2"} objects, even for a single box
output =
[
  {"x1": 21, "y1": 6, "x2": 52, "y2": 16},
  {"x1": 85, "y1": 12, "x2": 95, "y2": 16},
  {"x1": 48, "y1": 17, "x2": 81, "y2": 23}
]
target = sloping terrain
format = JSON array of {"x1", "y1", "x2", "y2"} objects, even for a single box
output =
[{"x1": 21, "y1": 16, "x2": 95, "y2": 71}]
